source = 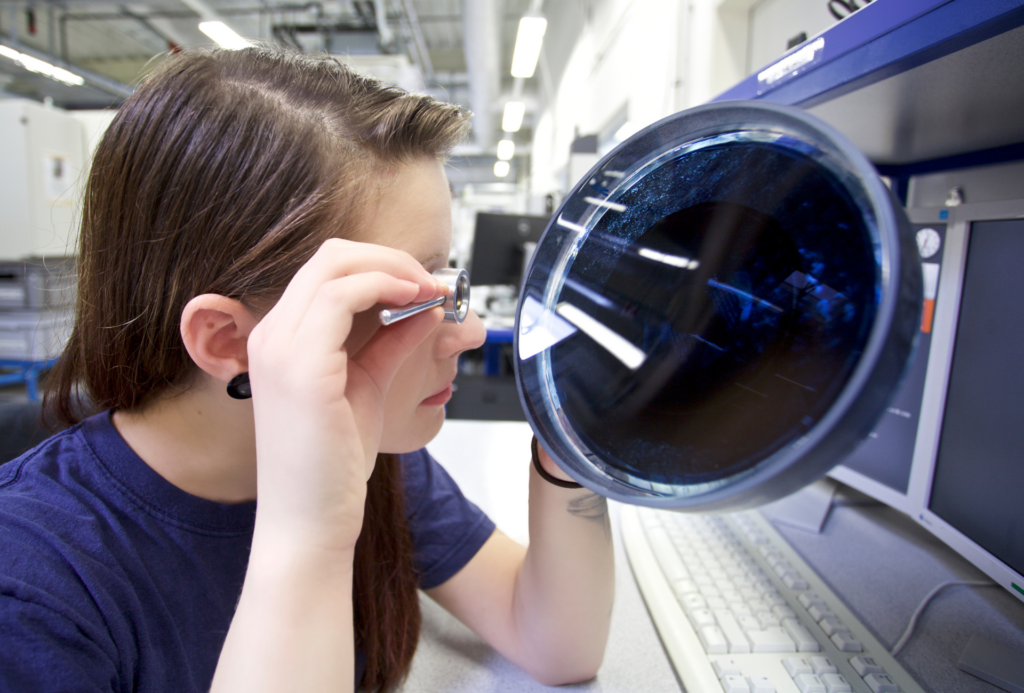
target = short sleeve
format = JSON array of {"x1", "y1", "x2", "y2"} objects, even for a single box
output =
[
  {"x1": 0, "y1": 595, "x2": 118, "y2": 692},
  {"x1": 402, "y1": 449, "x2": 496, "y2": 590}
]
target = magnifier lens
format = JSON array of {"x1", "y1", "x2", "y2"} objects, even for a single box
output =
[
  {"x1": 515, "y1": 103, "x2": 919, "y2": 511},
  {"x1": 435, "y1": 267, "x2": 470, "y2": 324}
]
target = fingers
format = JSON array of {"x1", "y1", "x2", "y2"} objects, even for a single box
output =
[
  {"x1": 353, "y1": 304, "x2": 444, "y2": 388},
  {"x1": 290, "y1": 271, "x2": 424, "y2": 361},
  {"x1": 266, "y1": 239, "x2": 443, "y2": 338}
]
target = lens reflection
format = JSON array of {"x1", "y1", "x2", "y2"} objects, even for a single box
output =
[{"x1": 547, "y1": 140, "x2": 877, "y2": 485}]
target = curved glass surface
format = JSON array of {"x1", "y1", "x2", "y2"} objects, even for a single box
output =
[{"x1": 515, "y1": 103, "x2": 917, "y2": 510}]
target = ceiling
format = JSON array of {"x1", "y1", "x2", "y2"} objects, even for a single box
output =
[{"x1": 0, "y1": 0, "x2": 543, "y2": 180}]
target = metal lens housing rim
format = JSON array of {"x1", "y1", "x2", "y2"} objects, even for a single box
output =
[{"x1": 513, "y1": 100, "x2": 922, "y2": 512}]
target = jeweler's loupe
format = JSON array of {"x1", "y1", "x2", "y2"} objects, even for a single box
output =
[
  {"x1": 379, "y1": 267, "x2": 470, "y2": 326},
  {"x1": 514, "y1": 101, "x2": 922, "y2": 513}
]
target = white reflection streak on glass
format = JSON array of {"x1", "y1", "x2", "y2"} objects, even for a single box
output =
[
  {"x1": 583, "y1": 196, "x2": 627, "y2": 213},
  {"x1": 555, "y1": 302, "x2": 646, "y2": 370},
  {"x1": 706, "y1": 278, "x2": 784, "y2": 313},
  {"x1": 564, "y1": 277, "x2": 614, "y2": 309},
  {"x1": 638, "y1": 247, "x2": 701, "y2": 270}
]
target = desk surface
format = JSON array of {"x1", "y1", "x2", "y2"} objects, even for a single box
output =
[{"x1": 406, "y1": 420, "x2": 1024, "y2": 693}]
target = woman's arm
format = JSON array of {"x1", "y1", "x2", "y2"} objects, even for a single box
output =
[
  {"x1": 209, "y1": 239, "x2": 446, "y2": 692},
  {"x1": 427, "y1": 445, "x2": 615, "y2": 686}
]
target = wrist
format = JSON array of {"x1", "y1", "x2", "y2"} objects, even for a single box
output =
[{"x1": 531, "y1": 436, "x2": 583, "y2": 489}]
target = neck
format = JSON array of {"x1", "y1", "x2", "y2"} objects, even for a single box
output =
[{"x1": 112, "y1": 376, "x2": 258, "y2": 504}]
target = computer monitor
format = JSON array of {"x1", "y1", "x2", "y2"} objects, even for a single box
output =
[
  {"x1": 832, "y1": 198, "x2": 1024, "y2": 605},
  {"x1": 469, "y1": 212, "x2": 549, "y2": 288},
  {"x1": 828, "y1": 212, "x2": 947, "y2": 515}
]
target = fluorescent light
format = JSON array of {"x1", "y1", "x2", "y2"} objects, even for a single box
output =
[
  {"x1": 496, "y1": 139, "x2": 515, "y2": 160},
  {"x1": 502, "y1": 101, "x2": 525, "y2": 132},
  {"x1": 493, "y1": 161, "x2": 511, "y2": 177},
  {"x1": 199, "y1": 21, "x2": 252, "y2": 50},
  {"x1": 511, "y1": 16, "x2": 547, "y2": 78},
  {"x1": 0, "y1": 45, "x2": 84, "y2": 86}
]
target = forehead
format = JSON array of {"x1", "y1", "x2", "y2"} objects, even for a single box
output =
[{"x1": 361, "y1": 158, "x2": 453, "y2": 268}]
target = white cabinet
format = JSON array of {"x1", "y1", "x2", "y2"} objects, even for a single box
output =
[{"x1": 0, "y1": 100, "x2": 86, "y2": 259}]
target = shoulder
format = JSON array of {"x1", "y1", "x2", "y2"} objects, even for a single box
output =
[{"x1": 398, "y1": 448, "x2": 496, "y2": 590}]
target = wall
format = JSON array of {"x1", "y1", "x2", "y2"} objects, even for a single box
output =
[{"x1": 528, "y1": 0, "x2": 767, "y2": 200}]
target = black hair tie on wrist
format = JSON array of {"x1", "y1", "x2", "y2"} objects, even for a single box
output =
[{"x1": 531, "y1": 436, "x2": 583, "y2": 489}]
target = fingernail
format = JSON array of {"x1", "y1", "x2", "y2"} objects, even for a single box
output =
[{"x1": 436, "y1": 279, "x2": 449, "y2": 297}]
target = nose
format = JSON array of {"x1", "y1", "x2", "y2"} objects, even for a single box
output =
[{"x1": 436, "y1": 308, "x2": 486, "y2": 359}]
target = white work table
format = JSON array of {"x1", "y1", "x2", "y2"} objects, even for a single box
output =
[{"x1": 404, "y1": 420, "x2": 680, "y2": 692}]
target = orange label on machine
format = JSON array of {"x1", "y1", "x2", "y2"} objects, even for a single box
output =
[{"x1": 921, "y1": 263, "x2": 940, "y2": 333}]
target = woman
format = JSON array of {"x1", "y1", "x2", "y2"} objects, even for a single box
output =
[{"x1": 0, "y1": 47, "x2": 614, "y2": 691}]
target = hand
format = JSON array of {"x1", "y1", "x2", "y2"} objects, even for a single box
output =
[{"x1": 244, "y1": 238, "x2": 445, "y2": 558}]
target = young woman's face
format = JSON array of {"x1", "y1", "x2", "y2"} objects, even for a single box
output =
[{"x1": 353, "y1": 158, "x2": 486, "y2": 453}]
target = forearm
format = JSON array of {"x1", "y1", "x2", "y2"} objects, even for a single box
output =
[
  {"x1": 210, "y1": 533, "x2": 356, "y2": 693},
  {"x1": 513, "y1": 465, "x2": 615, "y2": 685}
]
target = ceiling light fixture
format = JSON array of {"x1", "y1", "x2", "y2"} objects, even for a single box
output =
[
  {"x1": 497, "y1": 139, "x2": 515, "y2": 160},
  {"x1": 199, "y1": 21, "x2": 252, "y2": 50},
  {"x1": 494, "y1": 161, "x2": 511, "y2": 177},
  {"x1": 510, "y1": 15, "x2": 547, "y2": 78},
  {"x1": 0, "y1": 45, "x2": 84, "y2": 86},
  {"x1": 502, "y1": 101, "x2": 526, "y2": 132}
]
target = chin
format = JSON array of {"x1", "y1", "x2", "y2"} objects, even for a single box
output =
[{"x1": 379, "y1": 406, "x2": 447, "y2": 455}]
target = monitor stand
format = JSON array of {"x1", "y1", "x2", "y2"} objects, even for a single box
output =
[
  {"x1": 760, "y1": 478, "x2": 838, "y2": 534},
  {"x1": 958, "y1": 634, "x2": 1024, "y2": 693}
]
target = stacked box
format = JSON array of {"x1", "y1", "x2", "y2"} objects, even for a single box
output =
[{"x1": 0, "y1": 258, "x2": 76, "y2": 361}]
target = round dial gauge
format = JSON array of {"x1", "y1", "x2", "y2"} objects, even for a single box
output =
[{"x1": 917, "y1": 228, "x2": 941, "y2": 258}]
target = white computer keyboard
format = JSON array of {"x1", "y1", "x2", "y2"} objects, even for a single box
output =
[{"x1": 621, "y1": 505, "x2": 926, "y2": 693}]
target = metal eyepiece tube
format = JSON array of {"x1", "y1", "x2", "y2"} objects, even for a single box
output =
[{"x1": 378, "y1": 267, "x2": 471, "y2": 326}]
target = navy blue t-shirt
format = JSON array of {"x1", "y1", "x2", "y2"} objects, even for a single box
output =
[{"x1": 0, "y1": 411, "x2": 495, "y2": 691}]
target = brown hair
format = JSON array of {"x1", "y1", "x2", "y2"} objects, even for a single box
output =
[{"x1": 44, "y1": 45, "x2": 469, "y2": 691}]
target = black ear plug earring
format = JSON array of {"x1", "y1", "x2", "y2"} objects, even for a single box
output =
[{"x1": 226, "y1": 373, "x2": 252, "y2": 400}]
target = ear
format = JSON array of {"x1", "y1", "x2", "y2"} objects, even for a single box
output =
[{"x1": 180, "y1": 294, "x2": 259, "y2": 384}]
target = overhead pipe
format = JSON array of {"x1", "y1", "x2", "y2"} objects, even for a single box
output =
[{"x1": 462, "y1": 0, "x2": 499, "y2": 149}]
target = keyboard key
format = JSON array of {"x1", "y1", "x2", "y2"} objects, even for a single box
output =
[
  {"x1": 783, "y1": 657, "x2": 813, "y2": 676},
  {"x1": 648, "y1": 529, "x2": 689, "y2": 582},
  {"x1": 783, "y1": 619, "x2": 821, "y2": 652},
  {"x1": 772, "y1": 605, "x2": 797, "y2": 620},
  {"x1": 809, "y1": 656, "x2": 837, "y2": 675},
  {"x1": 808, "y1": 604, "x2": 836, "y2": 622},
  {"x1": 714, "y1": 609, "x2": 752, "y2": 653},
  {"x1": 863, "y1": 673, "x2": 900, "y2": 693},
  {"x1": 748, "y1": 675, "x2": 776, "y2": 693},
  {"x1": 818, "y1": 617, "x2": 848, "y2": 637},
  {"x1": 756, "y1": 612, "x2": 781, "y2": 629},
  {"x1": 798, "y1": 592, "x2": 822, "y2": 608},
  {"x1": 680, "y1": 594, "x2": 707, "y2": 612},
  {"x1": 849, "y1": 656, "x2": 884, "y2": 676},
  {"x1": 699, "y1": 624, "x2": 729, "y2": 654},
  {"x1": 783, "y1": 574, "x2": 810, "y2": 590},
  {"x1": 793, "y1": 674, "x2": 826, "y2": 693},
  {"x1": 713, "y1": 658, "x2": 742, "y2": 677},
  {"x1": 722, "y1": 674, "x2": 752, "y2": 693},
  {"x1": 747, "y1": 627, "x2": 796, "y2": 653},
  {"x1": 822, "y1": 673, "x2": 852, "y2": 692},
  {"x1": 706, "y1": 596, "x2": 728, "y2": 610},
  {"x1": 830, "y1": 631, "x2": 863, "y2": 652},
  {"x1": 672, "y1": 579, "x2": 700, "y2": 597},
  {"x1": 738, "y1": 615, "x2": 761, "y2": 632},
  {"x1": 688, "y1": 608, "x2": 716, "y2": 629}
]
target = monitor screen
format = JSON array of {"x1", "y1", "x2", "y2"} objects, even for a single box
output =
[
  {"x1": 828, "y1": 221, "x2": 946, "y2": 513},
  {"x1": 469, "y1": 213, "x2": 549, "y2": 288},
  {"x1": 926, "y1": 218, "x2": 1024, "y2": 578}
]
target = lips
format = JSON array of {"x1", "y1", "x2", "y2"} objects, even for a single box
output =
[{"x1": 421, "y1": 371, "x2": 457, "y2": 406}]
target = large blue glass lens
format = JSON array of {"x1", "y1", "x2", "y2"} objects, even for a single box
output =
[{"x1": 549, "y1": 140, "x2": 876, "y2": 486}]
